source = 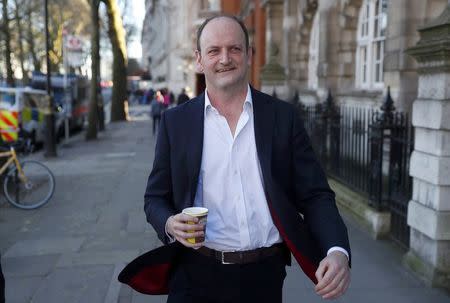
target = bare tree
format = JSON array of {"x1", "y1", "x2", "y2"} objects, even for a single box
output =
[
  {"x1": 24, "y1": 2, "x2": 42, "y2": 72},
  {"x1": 118, "y1": 0, "x2": 138, "y2": 49},
  {"x1": 13, "y1": 0, "x2": 28, "y2": 83},
  {"x1": 86, "y1": 0, "x2": 101, "y2": 140},
  {"x1": 1, "y1": 0, "x2": 15, "y2": 86},
  {"x1": 103, "y1": 0, "x2": 128, "y2": 122}
]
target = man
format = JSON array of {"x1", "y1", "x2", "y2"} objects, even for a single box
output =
[
  {"x1": 176, "y1": 88, "x2": 190, "y2": 105},
  {"x1": 150, "y1": 90, "x2": 164, "y2": 135},
  {"x1": 144, "y1": 15, "x2": 350, "y2": 302}
]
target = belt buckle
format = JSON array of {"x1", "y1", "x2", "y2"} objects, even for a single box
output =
[{"x1": 221, "y1": 251, "x2": 233, "y2": 265}]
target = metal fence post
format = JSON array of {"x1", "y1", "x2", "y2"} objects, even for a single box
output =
[
  {"x1": 322, "y1": 90, "x2": 340, "y2": 173},
  {"x1": 369, "y1": 87, "x2": 396, "y2": 210}
]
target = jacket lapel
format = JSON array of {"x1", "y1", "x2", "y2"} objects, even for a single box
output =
[
  {"x1": 186, "y1": 89, "x2": 274, "y2": 202},
  {"x1": 186, "y1": 93, "x2": 205, "y2": 202},
  {"x1": 252, "y1": 88, "x2": 274, "y2": 184}
]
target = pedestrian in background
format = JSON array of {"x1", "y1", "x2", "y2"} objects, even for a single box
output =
[
  {"x1": 162, "y1": 88, "x2": 171, "y2": 109},
  {"x1": 177, "y1": 88, "x2": 190, "y2": 105},
  {"x1": 142, "y1": 14, "x2": 350, "y2": 302},
  {"x1": 150, "y1": 91, "x2": 164, "y2": 135}
]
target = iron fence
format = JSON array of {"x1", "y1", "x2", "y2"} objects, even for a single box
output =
[{"x1": 296, "y1": 89, "x2": 413, "y2": 248}]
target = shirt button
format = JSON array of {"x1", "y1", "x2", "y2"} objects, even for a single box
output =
[{"x1": 234, "y1": 170, "x2": 238, "y2": 175}]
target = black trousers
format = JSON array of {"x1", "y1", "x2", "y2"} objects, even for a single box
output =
[{"x1": 167, "y1": 248, "x2": 287, "y2": 303}]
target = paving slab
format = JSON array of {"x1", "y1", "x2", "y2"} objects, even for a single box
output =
[
  {"x1": 4, "y1": 236, "x2": 85, "y2": 257},
  {"x1": 56, "y1": 250, "x2": 140, "y2": 267},
  {"x1": 4, "y1": 276, "x2": 43, "y2": 303},
  {"x1": 31, "y1": 264, "x2": 113, "y2": 303},
  {"x1": 2, "y1": 254, "x2": 59, "y2": 277}
]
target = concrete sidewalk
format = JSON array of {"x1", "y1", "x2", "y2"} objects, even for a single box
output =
[{"x1": 0, "y1": 104, "x2": 448, "y2": 303}]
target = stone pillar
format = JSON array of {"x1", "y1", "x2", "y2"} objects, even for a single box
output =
[
  {"x1": 260, "y1": 0, "x2": 288, "y2": 100},
  {"x1": 384, "y1": 0, "x2": 448, "y2": 113},
  {"x1": 404, "y1": 5, "x2": 450, "y2": 291},
  {"x1": 283, "y1": 0, "x2": 300, "y2": 95}
]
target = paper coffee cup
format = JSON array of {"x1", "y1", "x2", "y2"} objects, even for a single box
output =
[{"x1": 182, "y1": 207, "x2": 208, "y2": 244}]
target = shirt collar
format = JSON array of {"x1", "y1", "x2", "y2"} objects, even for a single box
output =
[{"x1": 204, "y1": 84, "x2": 253, "y2": 115}]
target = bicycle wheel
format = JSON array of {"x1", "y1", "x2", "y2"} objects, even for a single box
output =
[{"x1": 3, "y1": 160, "x2": 55, "y2": 209}]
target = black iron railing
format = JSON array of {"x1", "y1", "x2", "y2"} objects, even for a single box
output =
[{"x1": 296, "y1": 88, "x2": 413, "y2": 248}]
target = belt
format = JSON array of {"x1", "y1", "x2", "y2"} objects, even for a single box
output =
[{"x1": 196, "y1": 244, "x2": 283, "y2": 265}]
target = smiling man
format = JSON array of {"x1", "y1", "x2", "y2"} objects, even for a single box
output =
[{"x1": 144, "y1": 15, "x2": 351, "y2": 303}]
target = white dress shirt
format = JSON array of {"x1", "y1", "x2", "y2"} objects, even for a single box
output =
[{"x1": 193, "y1": 86, "x2": 282, "y2": 251}]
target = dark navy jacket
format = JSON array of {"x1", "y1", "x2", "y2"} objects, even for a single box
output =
[{"x1": 144, "y1": 87, "x2": 350, "y2": 283}]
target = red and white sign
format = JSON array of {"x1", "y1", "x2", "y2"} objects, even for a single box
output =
[{"x1": 65, "y1": 35, "x2": 83, "y2": 51}]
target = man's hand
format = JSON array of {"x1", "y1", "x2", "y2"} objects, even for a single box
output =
[
  {"x1": 314, "y1": 251, "x2": 350, "y2": 300},
  {"x1": 166, "y1": 213, "x2": 205, "y2": 248}
]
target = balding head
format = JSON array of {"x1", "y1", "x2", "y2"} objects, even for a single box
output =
[{"x1": 196, "y1": 14, "x2": 249, "y2": 53}]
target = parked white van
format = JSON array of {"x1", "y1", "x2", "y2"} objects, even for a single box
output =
[{"x1": 0, "y1": 87, "x2": 62, "y2": 144}]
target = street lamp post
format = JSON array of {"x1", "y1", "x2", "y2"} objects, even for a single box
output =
[{"x1": 44, "y1": 0, "x2": 57, "y2": 157}]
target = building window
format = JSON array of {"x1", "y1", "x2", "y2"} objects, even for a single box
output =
[
  {"x1": 200, "y1": 0, "x2": 220, "y2": 11},
  {"x1": 308, "y1": 14, "x2": 319, "y2": 90},
  {"x1": 356, "y1": 0, "x2": 387, "y2": 89}
]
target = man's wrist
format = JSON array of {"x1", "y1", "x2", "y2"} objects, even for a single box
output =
[
  {"x1": 165, "y1": 215, "x2": 176, "y2": 243},
  {"x1": 327, "y1": 247, "x2": 349, "y2": 261}
]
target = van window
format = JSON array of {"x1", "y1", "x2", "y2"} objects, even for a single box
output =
[
  {"x1": 23, "y1": 93, "x2": 48, "y2": 110},
  {"x1": 0, "y1": 92, "x2": 16, "y2": 107}
]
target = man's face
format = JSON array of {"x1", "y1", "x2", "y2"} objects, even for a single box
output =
[{"x1": 196, "y1": 17, "x2": 252, "y2": 92}]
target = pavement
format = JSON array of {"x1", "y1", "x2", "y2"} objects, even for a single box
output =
[{"x1": 0, "y1": 104, "x2": 448, "y2": 303}]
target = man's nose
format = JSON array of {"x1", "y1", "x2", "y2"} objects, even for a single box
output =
[{"x1": 219, "y1": 50, "x2": 231, "y2": 64}]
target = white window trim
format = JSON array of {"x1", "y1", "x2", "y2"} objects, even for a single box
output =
[{"x1": 355, "y1": 0, "x2": 386, "y2": 90}]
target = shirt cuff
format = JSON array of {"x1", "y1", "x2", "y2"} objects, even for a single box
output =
[
  {"x1": 327, "y1": 246, "x2": 349, "y2": 260},
  {"x1": 165, "y1": 216, "x2": 176, "y2": 243}
]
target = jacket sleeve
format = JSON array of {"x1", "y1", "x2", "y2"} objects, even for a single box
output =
[
  {"x1": 144, "y1": 112, "x2": 176, "y2": 244},
  {"x1": 291, "y1": 109, "x2": 351, "y2": 261}
]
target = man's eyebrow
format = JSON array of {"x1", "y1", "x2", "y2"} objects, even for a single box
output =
[{"x1": 205, "y1": 44, "x2": 243, "y2": 50}]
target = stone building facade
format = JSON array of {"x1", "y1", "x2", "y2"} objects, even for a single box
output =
[{"x1": 226, "y1": 0, "x2": 447, "y2": 112}]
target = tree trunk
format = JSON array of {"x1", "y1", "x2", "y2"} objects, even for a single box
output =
[
  {"x1": 2, "y1": 0, "x2": 15, "y2": 86},
  {"x1": 103, "y1": 0, "x2": 128, "y2": 122},
  {"x1": 86, "y1": 0, "x2": 100, "y2": 140},
  {"x1": 13, "y1": 0, "x2": 28, "y2": 84}
]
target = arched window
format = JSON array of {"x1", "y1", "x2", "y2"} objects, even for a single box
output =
[
  {"x1": 355, "y1": 0, "x2": 387, "y2": 89},
  {"x1": 308, "y1": 14, "x2": 319, "y2": 90}
]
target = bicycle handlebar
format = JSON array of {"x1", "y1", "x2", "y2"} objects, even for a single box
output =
[{"x1": 0, "y1": 138, "x2": 34, "y2": 154}]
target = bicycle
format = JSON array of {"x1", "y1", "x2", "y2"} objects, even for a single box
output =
[{"x1": 0, "y1": 140, "x2": 55, "y2": 209}]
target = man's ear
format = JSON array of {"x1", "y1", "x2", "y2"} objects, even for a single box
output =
[{"x1": 195, "y1": 50, "x2": 204, "y2": 73}]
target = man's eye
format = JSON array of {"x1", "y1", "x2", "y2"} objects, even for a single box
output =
[
  {"x1": 208, "y1": 49, "x2": 219, "y2": 54},
  {"x1": 231, "y1": 47, "x2": 241, "y2": 52}
]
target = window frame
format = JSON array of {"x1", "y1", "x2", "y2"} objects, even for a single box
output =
[{"x1": 355, "y1": 0, "x2": 387, "y2": 90}]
